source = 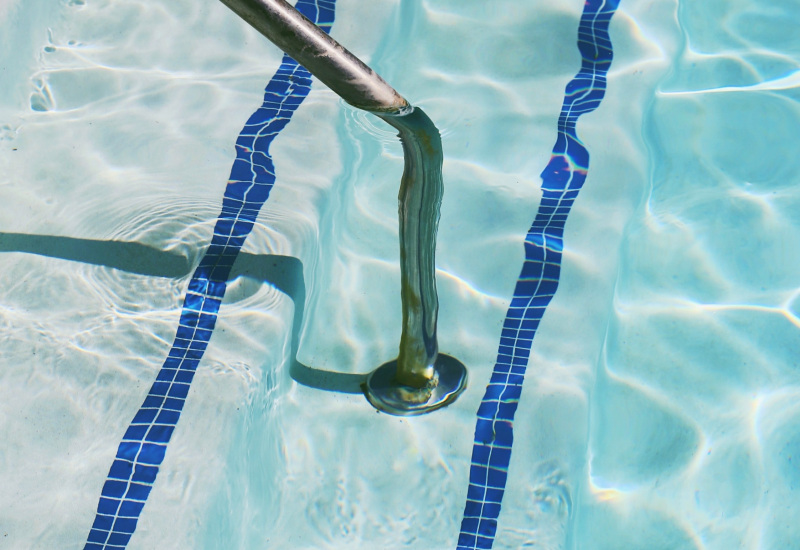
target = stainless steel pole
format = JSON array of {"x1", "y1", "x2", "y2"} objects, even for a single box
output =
[{"x1": 218, "y1": 0, "x2": 409, "y2": 113}]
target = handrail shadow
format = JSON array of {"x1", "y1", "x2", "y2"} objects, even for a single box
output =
[{"x1": 0, "y1": 232, "x2": 366, "y2": 394}]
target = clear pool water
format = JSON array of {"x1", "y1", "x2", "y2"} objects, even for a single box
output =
[{"x1": 1, "y1": 0, "x2": 799, "y2": 548}]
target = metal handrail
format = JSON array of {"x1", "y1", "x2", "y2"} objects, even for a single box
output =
[
  {"x1": 219, "y1": 0, "x2": 408, "y2": 113},
  {"x1": 219, "y1": 0, "x2": 467, "y2": 415}
]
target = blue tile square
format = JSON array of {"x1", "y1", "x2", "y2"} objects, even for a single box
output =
[
  {"x1": 503, "y1": 318, "x2": 520, "y2": 330},
  {"x1": 189, "y1": 339, "x2": 209, "y2": 351},
  {"x1": 97, "y1": 497, "x2": 120, "y2": 515},
  {"x1": 501, "y1": 385, "x2": 521, "y2": 401},
  {"x1": 466, "y1": 483, "x2": 485, "y2": 501},
  {"x1": 118, "y1": 500, "x2": 145, "y2": 518},
  {"x1": 172, "y1": 338, "x2": 191, "y2": 349},
  {"x1": 197, "y1": 313, "x2": 216, "y2": 330},
  {"x1": 463, "y1": 499, "x2": 482, "y2": 517},
  {"x1": 168, "y1": 383, "x2": 190, "y2": 399},
  {"x1": 493, "y1": 359, "x2": 511, "y2": 373},
  {"x1": 162, "y1": 357, "x2": 181, "y2": 370},
  {"x1": 500, "y1": 327, "x2": 518, "y2": 340},
  {"x1": 113, "y1": 517, "x2": 138, "y2": 534},
  {"x1": 168, "y1": 347, "x2": 188, "y2": 358},
  {"x1": 146, "y1": 424, "x2": 174, "y2": 443},
  {"x1": 117, "y1": 441, "x2": 141, "y2": 461},
  {"x1": 472, "y1": 444, "x2": 490, "y2": 465},
  {"x1": 457, "y1": 533, "x2": 476, "y2": 549},
  {"x1": 175, "y1": 326, "x2": 195, "y2": 340},
  {"x1": 231, "y1": 219, "x2": 254, "y2": 237},
  {"x1": 496, "y1": 401, "x2": 518, "y2": 421},
  {"x1": 478, "y1": 518, "x2": 497, "y2": 537},
  {"x1": 184, "y1": 292, "x2": 204, "y2": 312},
  {"x1": 175, "y1": 370, "x2": 194, "y2": 383},
  {"x1": 469, "y1": 466, "x2": 487, "y2": 485},
  {"x1": 494, "y1": 421, "x2": 514, "y2": 446},
  {"x1": 252, "y1": 164, "x2": 274, "y2": 182},
  {"x1": 506, "y1": 307, "x2": 524, "y2": 319},
  {"x1": 543, "y1": 263, "x2": 560, "y2": 279},
  {"x1": 142, "y1": 395, "x2": 164, "y2": 409},
  {"x1": 210, "y1": 265, "x2": 233, "y2": 282},
  {"x1": 178, "y1": 310, "x2": 199, "y2": 327},
  {"x1": 108, "y1": 459, "x2": 133, "y2": 480},
  {"x1": 122, "y1": 425, "x2": 147, "y2": 442},
  {"x1": 138, "y1": 443, "x2": 167, "y2": 465},
  {"x1": 163, "y1": 398, "x2": 185, "y2": 411},
  {"x1": 510, "y1": 291, "x2": 533, "y2": 306},
  {"x1": 540, "y1": 196, "x2": 560, "y2": 206},
  {"x1": 206, "y1": 280, "x2": 226, "y2": 297},
  {"x1": 179, "y1": 358, "x2": 200, "y2": 370},
  {"x1": 512, "y1": 352, "x2": 529, "y2": 365},
  {"x1": 155, "y1": 409, "x2": 180, "y2": 425},
  {"x1": 483, "y1": 384, "x2": 503, "y2": 400},
  {"x1": 214, "y1": 218, "x2": 234, "y2": 235},
  {"x1": 132, "y1": 464, "x2": 158, "y2": 484},
  {"x1": 101, "y1": 480, "x2": 127, "y2": 498},
  {"x1": 92, "y1": 514, "x2": 114, "y2": 531},
  {"x1": 131, "y1": 409, "x2": 157, "y2": 424},
  {"x1": 486, "y1": 488, "x2": 504, "y2": 503},
  {"x1": 476, "y1": 400, "x2": 499, "y2": 420},
  {"x1": 156, "y1": 369, "x2": 178, "y2": 382},
  {"x1": 205, "y1": 243, "x2": 226, "y2": 256},
  {"x1": 489, "y1": 447, "x2": 512, "y2": 468},
  {"x1": 537, "y1": 280, "x2": 558, "y2": 295},
  {"x1": 214, "y1": 254, "x2": 236, "y2": 268},
  {"x1": 524, "y1": 306, "x2": 546, "y2": 321},
  {"x1": 497, "y1": 345, "x2": 514, "y2": 357},
  {"x1": 87, "y1": 528, "x2": 109, "y2": 544},
  {"x1": 149, "y1": 381, "x2": 170, "y2": 396},
  {"x1": 107, "y1": 532, "x2": 132, "y2": 546},
  {"x1": 483, "y1": 502, "x2": 502, "y2": 519},
  {"x1": 461, "y1": 517, "x2": 479, "y2": 534},
  {"x1": 126, "y1": 482, "x2": 152, "y2": 501},
  {"x1": 487, "y1": 467, "x2": 507, "y2": 489},
  {"x1": 185, "y1": 349, "x2": 205, "y2": 360},
  {"x1": 228, "y1": 161, "x2": 258, "y2": 184},
  {"x1": 474, "y1": 419, "x2": 494, "y2": 444}
]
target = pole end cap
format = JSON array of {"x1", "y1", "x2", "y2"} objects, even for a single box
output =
[{"x1": 363, "y1": 354, "x2": 467, "y2": 416}]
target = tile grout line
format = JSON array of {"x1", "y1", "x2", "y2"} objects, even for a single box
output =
[
  {"x1": 455, "y1": 1, "x2": 621, "y2": 549},
  {"x1": 81, "y1": 1, "x2": 337, "y2": 548}
]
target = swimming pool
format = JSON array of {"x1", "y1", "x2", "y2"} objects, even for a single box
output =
[{"x1": 2, "y1": 0, "x2": 799, "y2": 548}]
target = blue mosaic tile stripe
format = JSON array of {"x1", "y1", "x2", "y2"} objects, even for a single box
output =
[
  {"x1": 83, "y1": 2, "x2": 336, "y2": 548},
  {"x1": 456, "y1": 1, "x2": 620, "y2": 549}
]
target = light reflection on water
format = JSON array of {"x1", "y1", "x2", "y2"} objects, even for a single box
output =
[{"x1": 1, "y1": 0, "x2": 800, "y2": 548}]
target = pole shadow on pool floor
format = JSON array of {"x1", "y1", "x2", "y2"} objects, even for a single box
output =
[{"x1": 0, "y1": 232, "x2": 366, "y2": 394}]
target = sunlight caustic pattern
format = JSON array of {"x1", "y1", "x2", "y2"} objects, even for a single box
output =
[
  {"x1": 82, "y1": 1, "x2": 336, "y2": 547},
  {"x1": 456, "y1": 1, "x2": 620, "y2": 548}
]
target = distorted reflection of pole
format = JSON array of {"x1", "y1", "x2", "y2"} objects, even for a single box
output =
[{"x1": 219, "y1": 0, "x2": 467, "y2": 415}]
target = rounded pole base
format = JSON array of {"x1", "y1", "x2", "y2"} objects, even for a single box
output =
[{"x1": 363, "y1": 354, "x2": 467, "y2": 416}]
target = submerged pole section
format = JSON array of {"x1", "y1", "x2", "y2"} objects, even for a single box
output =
[{"x1": 219, "y1": 0, "x2": 467, "y2": 415}]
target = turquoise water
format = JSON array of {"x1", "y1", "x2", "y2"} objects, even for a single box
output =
[{"x1": 1, "y1": 0, "x2": 799, "y2": 548}]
